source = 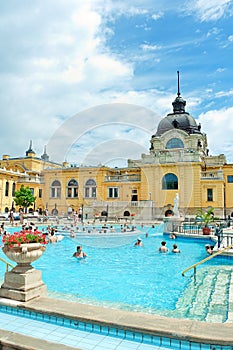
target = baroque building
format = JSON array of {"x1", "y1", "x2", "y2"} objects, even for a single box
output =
[{"x1": 0, "y1": 79, "x2": 232, "y2": 220}]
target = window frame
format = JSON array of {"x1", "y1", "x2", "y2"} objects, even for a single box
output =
[
  {"x1": 66, "y1": 179, "x2": 78, "y2": 198},
  {"x1": 5, "y1": 181, "x2": 9, "y2": 197},
  {"x1": 162, "y1": 173, "x2": 178, "y2": 190},
  {"x1": 207, "y1": 188, "x2": 213, "y2": 202},
  {"x1": 108, "y1": 187, "x2": 119, "y2": 198},
  {"x1": 50, "y1": 180, "x2": 61, "y2": 199},
  {"x1": 165, "y1": 138, "x2": 184, "y2": 149},
  {"x1": 84, "y1": 179, "x2": 97, "y2": 198}
]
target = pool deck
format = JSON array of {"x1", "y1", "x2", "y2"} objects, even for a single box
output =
[{"x1": 1, "y1": 296, "x2": 233, "y2": 347}]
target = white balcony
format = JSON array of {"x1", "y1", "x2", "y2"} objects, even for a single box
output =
[{"x1": 200, "y1": 170, "x2": 224, "y2": 180}]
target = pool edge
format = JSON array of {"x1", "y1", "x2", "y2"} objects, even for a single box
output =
[{"x1": 2, "y1": 295, "x2": 232, "y2": 346}]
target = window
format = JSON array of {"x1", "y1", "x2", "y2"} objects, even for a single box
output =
[
  {"x1": 39, "y1": 189, "x2": 42, "y2": 198},
  {"x1": 227, "y1": 175, "x2": 233, "y2": 183},
  {"x1": 50, "y1": 180, "x2": 61, "y2": 198},
  {"x1": 30, "y1": 188, "x2": 34, "y2": 196},
  {"x1": 12, "y1": 183, "x2": 16, "y2": 196},
  {"x1": 84, "y1": 179, "x2": 96, "y2": 198},
  {"x1": 166, "y1": 138, "x2": 184, "y2": 149},
  {"x1": 207, "y1": 188, "x2": 213, "y2": 202},
  {"x1": 162, "y1": 173, "x2": 178, "y2": 190},
  {"x1": 67, "y1": 179, "x2": 78, "y2": 198},
  {"x1": 5, "y1": 181, "x2": 9, "y2": 197},
  {"x1": 108, "y1": 187, "x2": 119, "y2": 198}
]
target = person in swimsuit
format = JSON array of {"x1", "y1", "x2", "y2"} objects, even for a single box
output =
[
  {"x1": 73, "y1": 245, "x2": 87, "y2": 259},
  {"x1": 134, "y1": 237, "x2": 143, "y2": 246},
  {"x1": 159, "y1": 241, "x2": 168, "y2": 253},
  {"x1": 172, "y1": 244, "x2": 180, "y2": 253}
]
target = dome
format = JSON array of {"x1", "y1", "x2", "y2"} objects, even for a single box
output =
[
  {"x1": 156, "y1": 111, "x2": 201, "y2": 136},
  {"x1": 155, "y1": 73, "x2": 201, "y2": 136}
]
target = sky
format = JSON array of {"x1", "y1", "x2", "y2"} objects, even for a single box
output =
[{"x1": 1, "y1": 0, "x2": 233, "y2": 167}]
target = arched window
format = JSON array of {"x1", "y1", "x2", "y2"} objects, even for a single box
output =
[
  {"x1": 166, "y1": 138, "x2": 184, "y2": 149},
  {"x1": 84, "y1": 179, "x2": 96, "y2": 198},
  {"x1": 12, "y1": 182, "x2": 16, "y2": 196},
  {"x1": 5, "y1": 181, "x2": 9, "y2": 197},
  {"x1": 67, "y1": 179, "x2": 78, "y2": 198},
  {"x1": 50, "y1": 180, "x2": 61, "y2": 198},
  {"x1": 162, "y1": 173, "x2": 178, "y2": 190}
]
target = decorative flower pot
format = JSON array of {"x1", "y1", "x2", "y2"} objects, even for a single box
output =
[
  {"x1": 0, "y1": 243, "x2": 47, "y2": 302},
  {"x1": 2, "y1": 243, "x2": 46, "y2": 265},
  {"x1": 202, "y1": 227, "x2": 211, "y2": 235}
]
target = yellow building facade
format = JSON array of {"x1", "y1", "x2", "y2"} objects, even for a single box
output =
[{"x1": 0, "y1": 91, "x2": 232, "y2": 220}]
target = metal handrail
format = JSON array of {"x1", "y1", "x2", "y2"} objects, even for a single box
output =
[
  {"x1": 0, "y1": 256, "x2": 14, "y2": 272},
  {"x1": 182, "y1": 243, "x2": 233, "y2": 277}
]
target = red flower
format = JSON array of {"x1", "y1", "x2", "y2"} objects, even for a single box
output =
[{"x1": 2, "y1": 230, "x2": 48, "y2": 248}]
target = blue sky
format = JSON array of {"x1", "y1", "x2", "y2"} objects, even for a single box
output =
[{"x1": 1, "y1": 0, "x2": 233, "y2": 166}]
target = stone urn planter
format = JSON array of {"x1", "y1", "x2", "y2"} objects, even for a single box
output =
[
  {"x1": 0, "y1": 232, "x2": 47, "y2": 302},
  {"x1": 2, "y1": 243, "x2": 46, "y2": 266}
]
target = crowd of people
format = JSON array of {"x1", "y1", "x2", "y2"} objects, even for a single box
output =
[{"x1": 0, "y1": 217, "x2": 217, "y2": 261}]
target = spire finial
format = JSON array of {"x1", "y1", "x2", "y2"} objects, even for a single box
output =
[
  {"x1": 26, "y1": 140, "x2": 35, "y2": 157},
  {"x1": 172, "y1": 71, "x2": 186, "y2": 113},
  {"x1": 177, "y1": 70, "x2": 180, "y2": 97},
  {"x1": 41, "y1": 144, "x2": 49, "y2": 161}
]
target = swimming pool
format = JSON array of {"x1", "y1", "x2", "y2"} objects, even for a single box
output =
[{"x1": 1, "y1": 224, "x2": 232, "y2": 322}]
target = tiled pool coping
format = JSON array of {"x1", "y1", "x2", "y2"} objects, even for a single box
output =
[{"x1": 1, "y1": 296, "x2": 232, "y2": 347}]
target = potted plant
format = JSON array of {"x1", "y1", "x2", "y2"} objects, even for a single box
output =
[
  {"x1": 0, "y1": 229, "x2": 47, "y2": 302},
  {"x1": 2, "y1": 229, "x2": 47, "y2": 264},
  {"x1": 195, "y1": 207, "x2": 215, "y2": 235}
]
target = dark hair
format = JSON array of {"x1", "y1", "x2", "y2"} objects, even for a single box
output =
[
  {"x1": 173, "y1": 244, "x2": 177, "y2": 249},
  {"x1": 161, "y1": 241, "x2": 166, "y2": 246}
]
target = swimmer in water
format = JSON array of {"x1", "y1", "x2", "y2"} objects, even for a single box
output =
[{"x1": 73, "y1": 246, "x2": 87, "y2": 259}]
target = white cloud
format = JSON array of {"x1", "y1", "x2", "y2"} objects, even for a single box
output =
[
  {"x1": 228, "y1": 34, "x2": 233, "y2": 41},
  {"x1": 215, "y1": 89, "x2": 233, "y2": 98},
  {"x1": 206, "y1": 27, "x2": 221, "y2": 37},
  {"x1": 140, "y1": 44, "x2": 161, "y2": 51},
  {"x1": 186, "y1": 0, "x2": 232, "y2": 21},
  {"x1": 0, "y1": 1, "x2": 136, "y2": 159},
  {"x1": 216, "y1": 67, "x2": 226, "y2": 73},
  {"x1": 151, "y1": 12, "x2": 163, "y2": 20},
  {"x1": 197, "y1": 107, "x2": 233, "y2": 162}
]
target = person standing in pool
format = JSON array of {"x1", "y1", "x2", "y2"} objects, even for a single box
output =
[
  {"x1": 172, "y1": 244, "x2": 180, "y2": 253},
  {"x1": 159, "y1": 241, "x2": 168, "y2": 253},
  {"x1": 73, "y1": 246, "x2": 87, "y2": 259}
]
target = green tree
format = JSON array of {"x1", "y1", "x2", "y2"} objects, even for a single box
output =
[{"x1": 14, "y1": 185, "x2": 36, "y2": 213}]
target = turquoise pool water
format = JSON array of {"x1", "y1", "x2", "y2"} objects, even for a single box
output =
[{"x1": 1, "y1": 225, "x2": 232, "y2": 318}]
